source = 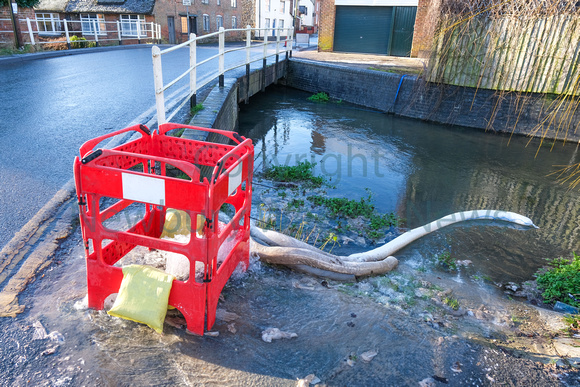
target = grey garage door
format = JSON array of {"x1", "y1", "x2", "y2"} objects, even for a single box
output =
[
  {"x1": 334, "y1": 6, "x2": 393, "y2": 55},
  {"x1": 334, "y1": 6, "x2": 416, "y2": 56},
  {"x1": 390, "y1": 6, "x2": 417, "y2": 57}
]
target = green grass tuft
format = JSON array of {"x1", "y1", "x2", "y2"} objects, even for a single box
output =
[{"x1": 535, "y1": 252, "x2": 580, "y2": 307}]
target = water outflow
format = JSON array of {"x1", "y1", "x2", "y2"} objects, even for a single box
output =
[{"x1": 239, "y1": 86, "x2": 580, "y2": 284}]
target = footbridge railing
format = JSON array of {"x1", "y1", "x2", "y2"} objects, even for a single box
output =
[{"x1": 152, "y1": 26, "x2": 294, "y2": 125}]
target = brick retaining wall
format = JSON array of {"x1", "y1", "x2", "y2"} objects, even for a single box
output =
[
  {"x1": 283, "y1": 59, "x2": 580, "y2": 142},
  {"x1": 184, "y1": 56, "x2": 579, "y2": 143}
]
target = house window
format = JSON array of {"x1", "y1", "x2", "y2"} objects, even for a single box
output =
[
  {"x1": 36, "y1": 13, "x2": 61, "y2": 35},
  {"x1": 217, "y1": 0, "x2": 221, "y2": 5},
  {"x1": 265, "y1": 18, "x2": 270, "y2": 29},
  {"x1": 120, "y1": 14, "x2": 146, "y2": 37},
  {"x1": 232, "y1": 16, "x2": 237, "y2": 29},
  {"x1": 181, "y1": 16, "x2": 188, "y2": 34},
  {"x1": 202, "y1": 0, "x2": 209, "y2": 4},
  {"x1": 280, "y1": 1, "x2": 285, "y2": 14},
  {"x1": 81, "y1": 14, "x2": 106, "y2": 35},
  {"x1": 231, "y1": 0, "x2": 237, "y2": 7},
  {"x1": 216, "y1": 15, "x2": 223, "y2": 30},
  {"x1": 265, "y1": 0, "x2": 271, "y2": 11},
  {"x1": 279, "y1": 20, "x2": 284, "y2": 29},
  {"x1": 203, "y1": 14, "x2": 210, "y2": 31}
]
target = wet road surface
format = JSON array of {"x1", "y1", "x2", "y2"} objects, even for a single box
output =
[
  {"x1": 0, "y1": 44, "x2": 271, "y2": 250},
  {"x1": 0, "y1": 47, "x2": 162, "y2": 249}
]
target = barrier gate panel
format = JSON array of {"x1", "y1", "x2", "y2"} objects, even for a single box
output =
[{"x1": 74, "y1": 123, "x2": 253, "y2": 335}]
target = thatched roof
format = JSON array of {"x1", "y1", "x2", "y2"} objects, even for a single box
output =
[
  {"x1": 65, "y1": 0, "x2": 155, "y2": 14},
  {"x1": 34, "y1": 0, "x2": 69, "y2": 12}
]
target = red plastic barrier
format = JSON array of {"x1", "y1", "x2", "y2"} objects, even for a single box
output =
[{"x1": 73, "y1": 123, "x2": 254, "y2": 335}]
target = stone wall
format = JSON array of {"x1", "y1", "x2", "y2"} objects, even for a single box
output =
[
  {"x1": 239, "y1": 0, "x2": 255, "y2": 30},
  {"x1": 284, "y1": 59, "x2": 580, "y2": 142}
]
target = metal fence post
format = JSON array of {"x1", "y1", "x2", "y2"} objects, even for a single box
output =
[
  {"x1": 245, "y1": 25, "x2": 251, "y2": 104},
  {"x1": 26, "y1": 17, "x2": 35, "y2": 45},
  {"x1": 92, "y1": 20, "x2": 99, "y2": 47},
  {"x1": 190, "y1": 33, "x2": 197, "y2": 108},
  {"x1": 275, "y1": 27, "x2": 281, "y2": 84},
  {"x1": 64, "y1": 19, "x2": 71, "y2": 49},
  {"x1": 276, "y1": 27, "x2": 280, "y2": 55},
  {"x1": 117, "y1": 20, "x2": 122, "y2": 45},
  {"x1": 137, "y1": 19, "x2": 141, "y2": 44},
  {"x1": 262, "y1": 28, "x2": 268, "y2": 92},
  {"x1": 150, "y1": 22, "x2": 154, "y2": 42},
  {"x1": 219, "y1": 27, "x2": 225, "y2": 87},
  {"x1": 289, "y1": 27, "x2": 293, "y2": 58},
  {"x1": 152, "y1": 46, "x2": 166, "y2": 125}
]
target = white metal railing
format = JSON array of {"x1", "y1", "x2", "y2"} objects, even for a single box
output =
[
  {"x1": 14, "y1": 17, "x2": 160, "y2": 48},
  {"x1": 152, "y1": 25, "x2": 294, "y2": 125}
]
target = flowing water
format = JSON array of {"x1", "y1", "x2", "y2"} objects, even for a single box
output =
[
  {"x1": 3, "y1": 86, "x2": 580, "y2": 386},
  {"x1": 240, "y1": 86, "x2": 580, "y2": 284}
]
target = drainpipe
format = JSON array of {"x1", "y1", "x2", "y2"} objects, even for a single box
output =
[{"x1": 390, "y1": 74, "x2": 407, "y2": 114}]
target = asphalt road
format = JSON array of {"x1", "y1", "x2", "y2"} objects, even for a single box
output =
[{"x1": 0, "y1": 44, "x2": 266, "y2": 250}]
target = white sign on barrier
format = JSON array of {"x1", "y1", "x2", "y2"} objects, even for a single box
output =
[
  {"x1": 183, "y1": 0, "x2": 191, "y2": 5},
  {"x1": 122, "y1": 173, "x2": 166, "y2": 206},
  {"x1": 296, "y1": 33, "x2": 309, "y2": 45},
  {"x1": 228, "y1": 163, "x2": 243, "y2": 196}
]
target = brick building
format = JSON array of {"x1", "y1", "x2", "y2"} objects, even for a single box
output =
[
  {"x1": 153, "y1": 0, "x2": 246, "y2": 44},
  {"x1": 253, "y1": 0, "x2": 292, "y2": 38},
  {"x1": 1, "y1": 0, "x2": 157, "y2": 47},
  {"x1": 2, "y1": 0, "x2": 251, "y2": 48},
  {"x1": 63, "y1": 0, "x2": 156, "y2": 44},
  {"x1": 318, "y1": 0, "x2": 438, "y2": 57}
]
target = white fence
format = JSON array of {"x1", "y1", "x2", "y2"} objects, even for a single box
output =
[
  {"x1": 0, "y1": 17, "x2": 160, "y2": 47},
  {"x1": 152, "y1": 26, "x2": 294, "y2": 125}
]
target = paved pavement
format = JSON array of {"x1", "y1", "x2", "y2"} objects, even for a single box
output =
[{"x1": 292, "y1": 48, "x2": 426, "y2": 74}]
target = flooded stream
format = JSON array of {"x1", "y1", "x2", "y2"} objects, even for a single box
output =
[
  {"x1": 240, "y1": 86, "x2": 580, "y2": 284},
  {"x1": 2, "y1": 85, "x2": 579, "y2": 386}
]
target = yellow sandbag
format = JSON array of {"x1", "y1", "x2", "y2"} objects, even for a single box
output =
[
  {"x1": 108, "y1": 265, "x2": 175, "y2": 333},
  {"x1": 161, "y1": 209, "x2": 205, "y2": 238}
]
